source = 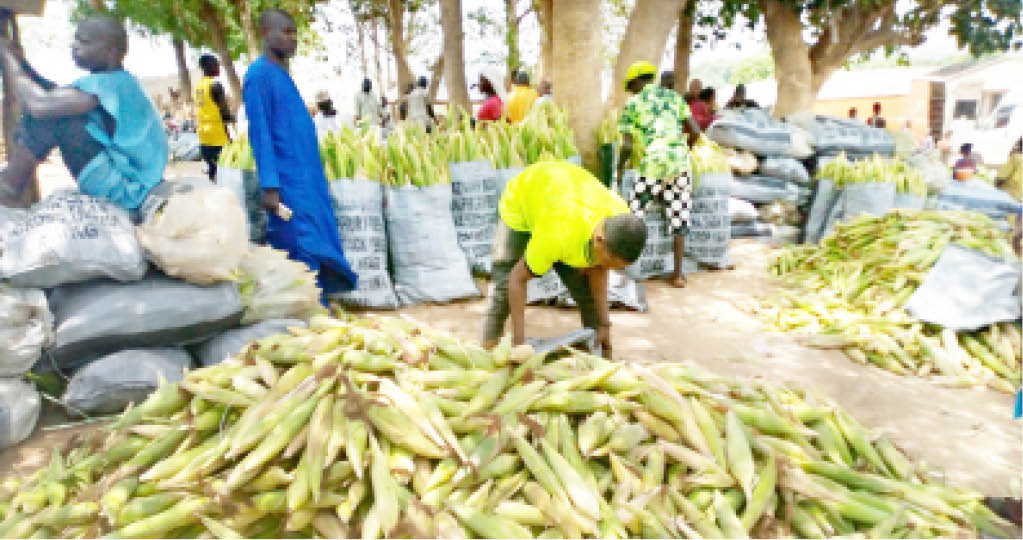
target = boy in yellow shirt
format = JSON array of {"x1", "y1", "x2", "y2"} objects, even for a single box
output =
[
  {"x1": 506, "y1": 71, "x2": 539, "y2": 124},
  {"x1": 483, "y1": 161, "x2": 647, "y2": 357},
  {"x1": 195, "y1": 54, "x2": 234, "y2": 181}
]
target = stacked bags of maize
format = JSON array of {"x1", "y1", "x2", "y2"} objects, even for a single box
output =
[
  {"x1": 804, "y1": 153, "x2": 929, "y2": 244},
  {"x1": 0, "y1": 313, "x2": 1015, "y2": 539},
  {"x1": 759, "y1": 209, "x2": 1021, "y2": 392}
]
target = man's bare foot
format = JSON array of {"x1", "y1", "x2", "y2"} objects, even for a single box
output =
[{"x1": 669, "y1": 275, "x2": 687, "y2": 288}]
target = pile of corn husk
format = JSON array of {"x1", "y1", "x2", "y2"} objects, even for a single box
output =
[
  {"x1": 0, "y1": 314, "x2": 1015, "y2": 539},
  {"x1": 817, "y1": 153, "x2": 928, "y2": 197},
  {"x1": 759, "y1": 209, "x2": 1021, "y2": 392}
]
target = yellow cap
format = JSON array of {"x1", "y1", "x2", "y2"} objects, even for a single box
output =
[{"x1": 624, "y1": 61, "x2": 657, "y2": 90}]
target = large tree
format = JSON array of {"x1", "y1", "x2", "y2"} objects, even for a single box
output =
[
  {"x1": 605, "y1": 0, "x2": 688, "y2": 111},
  {"x1": 440, "y1": 0, "x2": 470, "y2": 113},
  {"x1": 552, "y1": 0, "x2": 603, "y2": 169},
  {"x1": 716, "y1": 0, "x2": 1022, "y2": 117}
]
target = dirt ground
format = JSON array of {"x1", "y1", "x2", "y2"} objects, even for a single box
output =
[{"x1": 2, "y1": 159, "x2": 1020, "y2": 498}]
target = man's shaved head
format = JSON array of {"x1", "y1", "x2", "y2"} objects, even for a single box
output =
[
  {"x1": 80, "y1": 15, "x2": 128, "y2": 54},
  {"x1": 72, "y1": 15, "x2": 128, "y2": 71},
  {"x1": 259, "y1": 9, "x2": 294, "y2": 33}
]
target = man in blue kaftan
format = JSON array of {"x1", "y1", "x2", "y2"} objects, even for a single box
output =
[{"x1": 243, "y1": 10, "x2": 357, "y2": 299}]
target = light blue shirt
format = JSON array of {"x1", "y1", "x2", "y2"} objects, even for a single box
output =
[{"x1": 73, "y1": 70, "x2": 167, "y2": 210}]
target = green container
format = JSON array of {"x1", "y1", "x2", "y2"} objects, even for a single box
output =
[{"x1": 598, "y1": 142, "x2": 619, "y2": 189}]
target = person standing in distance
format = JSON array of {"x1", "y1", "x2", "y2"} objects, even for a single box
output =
[
  {"x1": 243, "y1": 9, "x2": 358, "y2": 302},
  {"x1": 195, "y1": 54, "x2": 234, "y2": 182}
]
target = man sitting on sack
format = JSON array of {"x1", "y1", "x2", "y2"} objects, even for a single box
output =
[
  {"x1": 0, "y1": 16, "x2": 167, "y2": 210},
  {"x1": 482, "y1": 160, "x2": 648, "y2": 358}
]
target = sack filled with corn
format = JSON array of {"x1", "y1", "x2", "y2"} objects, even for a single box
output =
[
  {"x1": 760, "y1": 209, "x2": 1021, "y2": 392},
  {"x1": 1, "y1": 312, "x2": 1016, "y2": 539}
]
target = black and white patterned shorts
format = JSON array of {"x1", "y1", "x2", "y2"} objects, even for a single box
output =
[{"x1": 627, "y1": 173, "x2": 692, "y2": 235}]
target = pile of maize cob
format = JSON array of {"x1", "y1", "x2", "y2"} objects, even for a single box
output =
[
  {"x1": 690, "y1": 136, "x2": 732, "y2": 179},
  {"x1": 760, "y1": 209, "x2": 1021, "y2": 392},
  {"x1": 1, "y1": 313, "x2": 1015, "y2": 539},
  {"x1": 817, "y1": 153, "x2": 928, "y2": 197}
]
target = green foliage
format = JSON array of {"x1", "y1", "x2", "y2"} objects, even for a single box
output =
[{"x1": 727, "y1": 54, "x2": 773, "y2": 84}]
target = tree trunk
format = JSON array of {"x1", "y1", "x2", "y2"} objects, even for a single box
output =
[
  {"x1": 372, "y1": 20, "x2": 384, "y2": 95},
  {"x1": 233, "y1": 0, "x2": 261, "y2": 61},
  {"x1": 762, "y1": 0, "x2": 813, "y2": 118},
  {"x1": 356, "y1": 20, "x2": 368, "y2": 77},
  {"x1": 429, "y1": 55, "x2": 444, "y2": 101},
  {"x1": 89, "y1": 0, "x2": 106, "y2": 13},
  {"x1": 172, "y1": 37, "x2": 193, "y2": 104},
  {"x1": 200, "y1": 0, "x2": 242, "y2": 109},
  {"x1": 386, "y1": 0, "x2": 413, "y2": 95},
  {"x1": 440, "y1": 0, "x2": 470, "y2": 115},
  {"x1": 552, "y1": 0, "x2": 602, "y2": 171},
  {"x1": 606, "y1": 0, "x2": 686, "y2": 112},
  {"x1": 673, "y1": 5, "x2": 693, "y2": 93},
  {"x1": 534, "y1": 0, "x2": 553, "y2": 85},
  {"x1": 505, "y1": 0, "x2": 520, "y2": 82}
]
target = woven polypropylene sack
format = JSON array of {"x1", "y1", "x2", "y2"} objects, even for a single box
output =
[
  {"x1": 0, "y1": 377, "x2": 40, "y2": 449},
  {"x1": 193, "y1": 319, "x2": 306, "y2": 367},
  {"x1": 620, "y1": 169, "x2": 675, "y2": 279},
  {"x1": 682, "y1": 172, "x2": 733, "y2": 273},
  {"x1": 0, "y1": 191, "x2": 147, "y2": 288},
  {"x1": 327, "y1": 179, "x2": 400, "y2": 309},
  {"x1": 62, "y1": 348, "x2": 191, "y2": 415},
  {"x1": 45, "y1": 272, "x2": 242, "y2": 371},
  {"x1": 450, "y1": 161, "x2": 500, "y2": 275},
  {"x1": 385, "y1": 184, "x2": 480, "y2": 305},
  {"x1": 0, "y1": 286, "x2": 52, "y2": 377}
]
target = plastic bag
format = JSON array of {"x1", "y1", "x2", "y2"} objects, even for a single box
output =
[
  {"x1": 759, "y1": 158, "x2": 810, "y2": 185},
  {"x1": 450, "y1": 161, "x2": 500, "y2": 275},
  {"x1": 0, "y1": 191, "x2": 147, "y2": 288},
  {"x1": 327, "y1": 179, "x2": 400, "y2": 309},
  {"x1": 682, "y1": 172, "x2": 733, "y2": 273},
  {"x1": 0, "y1": 377, "x2": 40, "y2": 449},
  {"x1": 136, "y1": 182, "x2": 248, "y2": 285},
  {"x1": 620, "y1": 170, "x2": 675, "y2": 279},
  {"x1": 170, "y1": 132, "x2": 202, "y2": 161},
  {"x1": 237, "y1": 245, "x2": 325, "y2": 325},
  {"x1": 729, "y1": 197, "x2": 758, "y2": 223},
  {"x1": 385, "y1": 184, "x2": 480, "y2": 305},
  {"x1": 0, "y1": 286, "x2": 52, "y2": 377},
  {"x1": 62, "y1": 348, "x2": 190, "y2": 415},
  {"x1": 193, "y1": 319, "x2": 306, "y2": 367},
  {"x1": 905, "y1": 245, "x2": 1021, "y2": 330},
  {"x1": 45, "y1": 272, "x2": 243, "y2": 372}
]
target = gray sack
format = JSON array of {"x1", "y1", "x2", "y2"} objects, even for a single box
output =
[
  {"x1": 0, "y1": 377, "x2": 40, "y2": 449},
  {"x1": 45, "y1": 272, "x2": 243, "y2": 372},
  {"x1": 682, "y1": 172, "x2": 733, "y2": 273},
  {"x1": 804, "y1": 178, "x2": 839, "y2": 244},
  {"x1": 759, "y1": 158, "x2": 810, "y2": 185},
  {"x1": 0, "y1": 191, "x2": 147, "y2": 288},
  {"x1": 928, "y1": 180, "x2": 1021, "y2": 224},
  {"x1": 730, "y1": 176, "x2": 807, "y2": 205},
  {"x1": 62, "y1": 348, "x2": 191, "y2": 415},
  {"x1": 385, "y1": 184, "x2": 480, "y2": 305},
  {"x1": 0, "y1": 287, "x2": 52, "y2": 377},
  {"x1": 904, "y1": 245, "x2": 1021, "y2": 331},
  {"x1": 217, "y1": 166, "x2": 267, "y2": 243},
  {"x1": 620, "y1": 170, "x2": 675, "y2": 279},
  {"x1": 328, "y1": 179, "x2": 400, "y2": 309},
  {"x1": 194, "y1": 319, "x2": 306, "y2": 367},
  {"x1": 821, "y1": 181, "x2": 896, "y2": 238},
  {"x1": 450, "y1": 161, "x2": 500, "y2": 275}
]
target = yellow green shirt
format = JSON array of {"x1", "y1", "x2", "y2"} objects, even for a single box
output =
[
  {"x1": 997, "y1": 152, "x2": 1022, "y2": 202},
  {"x1": 499, "y1": 161, "x2": 630, "y2": 275}
]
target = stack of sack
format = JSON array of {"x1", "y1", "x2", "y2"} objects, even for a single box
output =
[
  {"x1": 705, "y1": 108, "x2": 813, "y2": 244},
  {"x1": 0, "y1": 181, "x2": 326, "y2": 447}
]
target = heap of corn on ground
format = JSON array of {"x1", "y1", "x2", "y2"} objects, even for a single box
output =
[
  {"x1": 2, "y1": 314, "x2": 1017, "y2": 539},
  {"x1": 759, "y1": 209, "x2": 1021, "y2": 392},
  {"x1": 219, "y1": 104, "x2": 579, "y2": 188},
  {"x1": 817, "y1": 154, "x2": 928, "y2": 197}
]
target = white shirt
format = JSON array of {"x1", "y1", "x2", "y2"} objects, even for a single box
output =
[
  {"x1": 406, "y1": 87, "x2": 432, "y2": 128},
  {"x1": 355, "y1": 91, "x2": 380, "y2": 124}
]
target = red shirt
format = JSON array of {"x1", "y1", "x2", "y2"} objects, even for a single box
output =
[
  {"x1": 689, "y1": 100, "x2": 716, "y2": 130},
  {"x1": 477, "y1": 96, "x2": 504, "y2": 122}
]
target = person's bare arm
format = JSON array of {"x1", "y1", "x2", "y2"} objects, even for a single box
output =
[
  {"x1": 618, "y1": 131, "x2": 634, "y2": 183},
  {"x1": 686, "y1": 116, "x2": 701, "y2": 147},
  {"x1": 210, "y1": 81, "x2": 235, "y2": 124},
  {"x1": 0, "y1": 46, "x2": 98, "y2": 119},
  {"x1": 586, "y1": 266, "x2": 612, "y2": 359},
  {"x1": 507, "y1": 259, "x2": 534, "y2": 345}
]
